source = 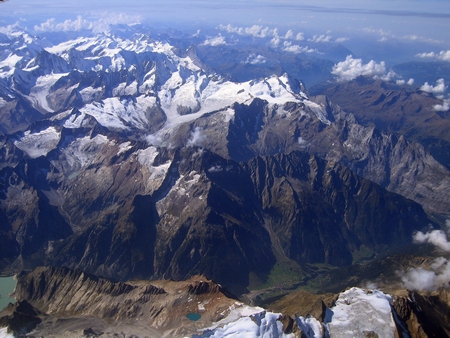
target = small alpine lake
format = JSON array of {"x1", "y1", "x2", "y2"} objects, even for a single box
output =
[
  {"x1": 186, "y1": 313, "x2": 201, "y2": 321},
  {"x1": 0, "y1": 276, "x2": 16, "y2": 311}
]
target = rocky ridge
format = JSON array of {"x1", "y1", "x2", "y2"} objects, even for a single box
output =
[{"x1": 2, "y1": 266, "x2": 450, "y2": 338}]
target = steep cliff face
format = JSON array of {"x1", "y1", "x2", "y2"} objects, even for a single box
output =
[
  {"x1": 392, "y1": 289, "x2": 450, "y2": 338},
  {"x1": 310, "y1": 77, "x2": 450, "y2": 170},
  {"x1": 245, "y1": 152, "x2": 430, "y2": 267},
  {"x1": 1, "y1": 144, "x2": 435, "y2": 292}
]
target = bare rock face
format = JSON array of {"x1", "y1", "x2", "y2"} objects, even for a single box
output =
[
  {"x1": 392, "y1": 289, "x2": 450, "y2": 338},
  {"x1": 310, "y1": 77, "x2": 450, "y2": 170},
  {"x1": 1, "y1": 144, "x2": 435, "y2": 293},
  {"x1": 0, "y1": 300, "x2": 42, "y2": 336},
  {"x1": 9, "y1": 266, "x2": 239, "y2": 337}
]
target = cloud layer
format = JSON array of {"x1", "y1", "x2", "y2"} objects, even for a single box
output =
[
  {"x1": 331, "y1": 55, "x2": 388, "y2": 82},
  {"x1": 416, "y1": 50, "x2": 450, "y2": 62},
  {"x1": 201, "y1": 34, "x2": 227, "y2": 46},
  {"x1": 34, "y1": 14, "x2": 141, "y2": 34},
  {"x1": 187, "y1": 127, "x2": 206, "y2": 147},
  {"x1": 420, "y1": 78, "x2": 447, "y2": 95},
  {"x1": 400, "y1": 226, "x2": 450, "y2": 291}
]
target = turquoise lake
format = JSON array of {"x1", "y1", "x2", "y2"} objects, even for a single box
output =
[
  {"x1": 186, "y1": 313, "x2": 201, "y2": 321},
  {"x1": 0, "y1": 276, "x2": 16, "y2": 311}
]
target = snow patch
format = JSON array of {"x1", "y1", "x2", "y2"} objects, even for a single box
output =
[
  {"x1": 137, "y1": 146, "x2": 171, "y2": 187},
  {"x1": 27, "y1": 73, "x2": 69, "y2": 112},
  {"x1": 80, "y1": 96, "x2": 157, "y2": 131},
  {"x1": 197, "y1": 304, "x2": 293, "y2": 338},
  {"x1": 117, "y1": 141, "x2": 133, "y2": 156},
  {"x1": 295, "y1": 316, "x2": 323, "y2": 338},
  {"x1": 14, "y1": 126, "x2": 61, "y2": 158},
  {"x1": 79, "y1": 86, "x2": 103, "y2": 102},
  {"x1": 304, "y1": 100, "x2": 331, "y2": 125},
  {"x1": 325, "y1": 287, "x2": 395, "y2": 338},
  {"x1": 61, "y1": 134, "x2": 110, "y2": 170},
  {"x1": 0, "y1": 53, "x2": 22, "y2": 78}
]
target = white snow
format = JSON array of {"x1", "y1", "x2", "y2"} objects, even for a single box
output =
[
  {"x1": 14, "y1": 126, "x2": 61, "y2": 158},
  {"x1": 295, "y1": 316, "x2": 323, "y2": 338},
  {"x1": 197, "y1": 303, "x2": 294, "y2": 338},
  {"x1": 153, "y1": 73, "x2": 310, "y2": 141},
  {"x1": 0, "y1": 53, "x2": 22, "y2": 78},
  {"x1": 80, "y1": 96, "x2": 157, "y2": 131},
  {"x1": 325, "y1": 287, "x2": 396, "y2": 338},
  {"x1": 137, "y1": 146, "x2": 159, "y2": 169},
  {"x1": 27, "y1": 73, "x2": 69, "y2": 112},
  {"x1": 304, "y1": 100, "x2": 331, "y2": 125},
  {"x1": 137, "y1": 146, "x2": 171, "y2": 183},
  {"x1": 63, "y1": 111, "x2": 88, "y2": 129},
  {"x1": 112, "y1": 81, "x2": 138, "y2": 96},
  {"x1": 0, "y1": 328, "x2": 14, "y2": 338},
  {"x1": 117, "y1": 141, "x2": 133, "y2": 155},
  {"x1": 61, "y1": 134, "x2": 110, "y2": 170},
  {"x1": 79, "y1": 86, "x2": 103, "y2": 102}
]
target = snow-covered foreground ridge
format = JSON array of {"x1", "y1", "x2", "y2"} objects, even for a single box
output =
[
  {"x1": 195, "y1": 287, "x2": 396, "y2": 338},
  {"x1": 0, "y1": 27, "x2": 329, "y2": 139}
]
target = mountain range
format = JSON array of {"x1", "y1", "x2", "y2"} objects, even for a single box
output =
[{"x1": 0, "y1": 25, "x2": 449, "y2": 337}]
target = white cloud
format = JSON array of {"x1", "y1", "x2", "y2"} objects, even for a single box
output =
[
  {"x1": 0, "y1": 22, "x2": 22, "y2": 36},
  {"x1": 413, "y1": 229, "x2": 450, "y2": 251},
  {"x1": 33, "y1": 14, "x2": 141, "y2": 34},
  {"x1": 284, "y1": 29, "x2": 294, "y2": 40},
  {"x1": 245, "y1": 54, "x2": 266, "y2": 65},
  {"x1": 308, "y1": 34, "x2": 332, "y2": 43},
  {"x1": 298, "y1": 137, "x2": 307, "y2": 146},
  {"x1": 270, "y1": 35, "x2": 281, "y2": 48},
  {"x1": 403, "y1": 35, "x2": 441, "y2": 44},
  {"x1": 146, "y1": 134, "x2": 162, "y2": 146},
  {"x1": 283, "y1": 41, "x2": 318, "y2": 54},
  {"x1": 401, "y1": 258, "x2": 450, "y2": 291},
  {"x1": 378, "y1": 37, "x2": 388, "y2": 42},
  {"x1": 433, "y1": 98, "x2": 450, "y2": 112},
  {"x1": 295, "y1": 32, "x2": 305, "y2": 41},
  {"x1": 331, "y1": 55, "x2": 387, "y2": 82},
  {"x1": 201, "y1": 34, "x2": 227, "y2": 46},
  {"x1": 401, "y1": 226, "x2": 450, "y2": 291},
  {"x1": 335, "y1": 37, "x2": 349, "y2": 43},
  {"x1": 378, "y1": 70, "x2": 399, "y2": 82},
  {"x1": 363, "y1": 28, "x2": 390, "y2": 36},
  {"x1": 217, "y1": 24, "x2": 276, "y2": 39},
  {"x1": 416, "y1": 50, "x2": 450, "y2": 62},
  {"x1": 208, "y1": 165, "x2": 223, "y2": 173},
  {"x1": 420, "y1": 78, "x2": 447, "y2": 95},
  {"x1": 187, "y1": 127, "x2": 206, "y2": 147},
  {"x1": 396, "y1": 78, "x2": 414, "y2": 86}
]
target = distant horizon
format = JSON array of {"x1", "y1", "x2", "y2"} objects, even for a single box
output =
[{"x1": 2, "y1": 0, "x2": 450, "y2": 44}]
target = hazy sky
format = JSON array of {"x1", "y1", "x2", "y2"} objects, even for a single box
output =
[
  {"x1": 3, "y1": 0, "x2": 450, "y2": 39},
  {"x1": 2, "y1": 0, "x2": 450, "y2": 64}
]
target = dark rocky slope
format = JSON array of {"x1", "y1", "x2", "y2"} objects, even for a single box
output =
[
  {"x1": 310, "y1": 77, "x2": 450, "y2": 170},
  {"x1": 0, "y1": 144, "x2": 435, "y2": 292}
]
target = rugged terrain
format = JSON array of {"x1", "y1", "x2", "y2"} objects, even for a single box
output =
[
  {"x1": 1, "y1": 26, "x2": 448, "y2": 292},
  {"x1": 0, "y1": 24, "x2": 450, "y2": 337},
  {"x1": 1, "y1": 266, "x2": 449, "y2": 337}
]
